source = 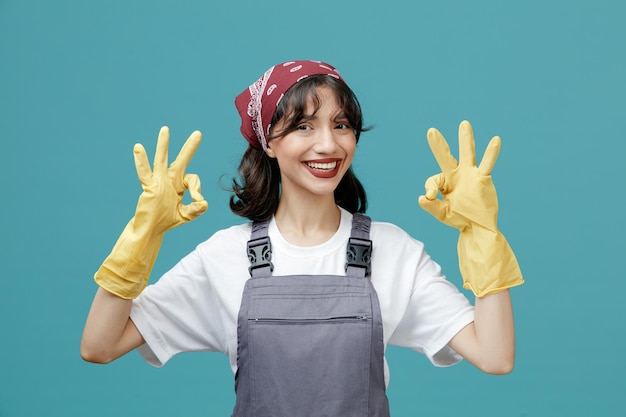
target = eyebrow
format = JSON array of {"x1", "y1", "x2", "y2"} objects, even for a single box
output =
[{"x1": 299, "y1": 112, "x2": 349, "y2": 122}]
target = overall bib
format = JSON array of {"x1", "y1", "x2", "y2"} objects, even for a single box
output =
[{"x1": 232, "y1": 214, "x2": 390, "y2": 417}]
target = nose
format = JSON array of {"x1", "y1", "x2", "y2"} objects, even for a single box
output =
[{"x1": 312, "y1": 126, "x2": 338, "y2": 154}]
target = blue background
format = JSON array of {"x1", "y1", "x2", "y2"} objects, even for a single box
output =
[{"x1": 1, "y1": 0, "x2": 624, "y2": 416}]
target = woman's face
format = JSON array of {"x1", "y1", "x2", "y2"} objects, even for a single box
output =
[{"x1": 266, "y1": 86, "x2": 356, "y2": 201}]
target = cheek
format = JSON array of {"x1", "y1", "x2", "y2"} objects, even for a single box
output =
[{"x1": 342, "y1": 137, "x2": 357, "y2": 162}]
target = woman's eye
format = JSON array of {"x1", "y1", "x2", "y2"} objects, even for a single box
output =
[
  {"x1": 297, "y1": 124, "x2": 312, "y2": 131},
  {"x1": 336, "y1": 122, "x2": 352, "y2": 130}
]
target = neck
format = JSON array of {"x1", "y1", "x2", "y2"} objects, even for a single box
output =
[{"x1": 274, "y1": 193, "x2": 341, "y2": 247}]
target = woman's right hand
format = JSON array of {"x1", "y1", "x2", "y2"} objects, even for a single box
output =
[
  {"x1": 94, "y1": 127, "x2": 208, "y2": 300},
  {"x1": 133, "y1": 126, "x2": 208, "y2": 236}
]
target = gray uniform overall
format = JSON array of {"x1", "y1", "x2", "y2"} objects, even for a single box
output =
[{"x1": 232, "y1": 214, "x2": 390, "y2": 417}]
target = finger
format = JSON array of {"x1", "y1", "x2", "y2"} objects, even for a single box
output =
[
  {"x1": 458, "y1": 120, "x2": 476, "y2": 167},
  {"x1": 423, "y1": 173, "x2": 445, "y2": 200},
  {"x1": 133, "y1": 143, "x2": 152, "y2": 182},
  {"x1": 426, "y1": 128, "x2": 458, "y2": 173},
  {"x1": 179, "y1": 200, "x2": 208, "y2": 221},
  {"x1": 418, "y1": 195, "x2": 446, "y2": 222},
  {"x1": 153, "y1": 126, "x2": 170, "y2": 175},
  {"x1": 179, "y1": 173, "x2": 208, "y2": 220},
  {"x1": 184, "y1": 173, "x2": 205, "y2": 202},
  {"x1": 171, "y1": 130, "x2": 202, "y2": 175},
  {"x1": 478, "y1": 136, "x2": 501, "y2": 176}
]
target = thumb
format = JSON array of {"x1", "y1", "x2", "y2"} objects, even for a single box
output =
[
  {"x1": 180, "y1": 200, "x2": 209, "y2": 221},
  {"x1": 184, "y1": 173, "x2": 204, "y2": 202},
  {"x1": 418, "y1": 195, "x2": 447, "y2": 222},
  {"x1": 178, "y1": 173, "x2": 208, "y2": 221},
  {"x1": 423, "y1": 173, "x2": 445, "y2": 200}
]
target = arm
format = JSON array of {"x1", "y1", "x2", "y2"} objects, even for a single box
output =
[
  {"x1": 80, "y1": 288, "x2": 144, "y2": 364},
  {"x1": 81, "y1": 127, "x2": 207, "y2": 364},
  {"x1": 448, "y1": 290, "x2": 515, "y2": 374},
  {"x1": 418, "y1": 121, "x2": 523, "y2": 373}
]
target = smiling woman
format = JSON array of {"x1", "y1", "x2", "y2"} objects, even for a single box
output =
[
  {"x1": 231, "y1": 69, "x2": 368, "y2": 222},
  {"x1": 81, "y1": 59, "x2": 523, "y2": 417}
]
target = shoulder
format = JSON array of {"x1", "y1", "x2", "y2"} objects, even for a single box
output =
[
  {"x1": 367, "y1": 218, "x2": 438, "y2": 291},
  {"x1": 184, "y1": 222, "x2": 253, "y2": 273},
  {"x1": 346, "y1": 209, "x2": 424, "y2": 250},
  {"x1": 369, "y1": 220, "x2": 425, "y2": 253},
  {"x1": 196, "y1": 222, "x2": 252, "y2": 253}
]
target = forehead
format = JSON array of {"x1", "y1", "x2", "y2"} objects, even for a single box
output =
[{"x1": 301, "y1": 85, "x2": 344, "y2": 114}]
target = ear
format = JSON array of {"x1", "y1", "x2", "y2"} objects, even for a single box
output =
[{"x1": 265, "y1": 144, "x2": 276, "y2": 158}]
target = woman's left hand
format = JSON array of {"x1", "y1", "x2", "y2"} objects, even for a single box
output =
[
  {"x1": 418, "y1": 120, "x2": 523, "y2": 297},
  {"x1": 418, "y1": 120, "x2": 500, "y2": 232}
]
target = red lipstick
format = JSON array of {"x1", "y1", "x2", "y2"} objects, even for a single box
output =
[{"x1": 302, "y1": 158, "x2": 342, "y2": 178}]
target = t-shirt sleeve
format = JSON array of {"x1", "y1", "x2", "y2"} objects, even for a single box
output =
[
  {"x1": 129, "y1": 225, "x2": 251, "y2": 368},
  {"x1": 130, "y1": 246, "x2": 227, "y2": 367},
  {"x1": 386, "y1": 238, "x2": 474, "y2": 367}
]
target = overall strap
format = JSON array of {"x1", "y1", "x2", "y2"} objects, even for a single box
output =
[
  {"x1": 247, "y1": 220, "x2": 273, "y2": 278},
  {"x1": 247, "y1": 214, "x2": 372, "y2": 279},
  {"x1": 345, "y1": 213, "x2": 372, "y2": 278}
]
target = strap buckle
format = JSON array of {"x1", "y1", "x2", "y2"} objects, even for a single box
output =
[
  {"x1": 345, "y1": 237, "x2": 372, "y2": 276},
  {"x1": 247, "y1": 236, "x2": 274, "y2": 275}
]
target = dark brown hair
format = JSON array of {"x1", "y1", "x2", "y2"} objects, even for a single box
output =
[{"x1": 229, "y1": 75, "x2": 368, "y2": 221}]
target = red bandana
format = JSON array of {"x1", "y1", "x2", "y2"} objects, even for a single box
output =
[{"x1": 235, "y1": 60, "x2": 345, "y2": 151}]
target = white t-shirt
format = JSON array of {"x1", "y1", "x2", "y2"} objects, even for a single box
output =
[{"x1": 131, "y1": 208, "x2": 474, "y2": 385}]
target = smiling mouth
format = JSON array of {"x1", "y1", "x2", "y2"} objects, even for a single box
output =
[
  {"x1": 303, "y1": 159, "x2": 342, "y2": 179},
  {"x1": 305, "y1": 161, "x2": 338, "y2": 171}
]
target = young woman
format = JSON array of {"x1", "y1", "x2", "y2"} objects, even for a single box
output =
[{"x1": 81, "y1": 60, "x2": 524, "y2": 416}]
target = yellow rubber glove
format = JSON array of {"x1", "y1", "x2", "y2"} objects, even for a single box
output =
[
  {"x1": 94, "y1": 126, "x2": 208, "y2": 299},
  {"x1": 418, "y1": 120, "x2": 524, "y2": 297}
]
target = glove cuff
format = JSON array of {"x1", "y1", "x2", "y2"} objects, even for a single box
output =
[
  {"x1": 458, "y1": 228, "x2": 524, "y2": 297},
  {"x1": 94, "y1": 219, "x2": 164, "y2": 299}
]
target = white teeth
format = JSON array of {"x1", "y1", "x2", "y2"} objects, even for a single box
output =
[{"x1": 306, "y1": 161, "x2": 337, "y2": 170}]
